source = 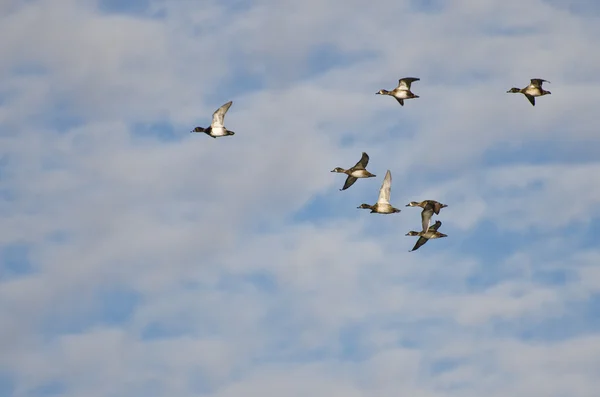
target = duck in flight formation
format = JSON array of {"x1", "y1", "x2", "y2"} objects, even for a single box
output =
[
  {"x1": 506, "y1": 78, "x2": 551, "y2": 106},
  {"x1": 406, "y1": 220, "x2": 447, "y2": 252},
  {"x1": 191, "y1": 101, "x2": 236, "y2": 138},
  {"x1": 376, "y1": 77, "x2": 420, "y2": 106},
  {"x1": 192, "y1": 75, "x2": 556, "y2": 251},
  {"x1": 331, "y1": 152, "x2": 376, "y2": 191},
  {"x1": 192, "y1": 77, "x2": 550, "y2": 140},
  {"x1": 406, "y1": 200, "x2": 448, "y2": 233},
  {"x1": 357, "y1": 170, "x2": 401, "y2": 214}
]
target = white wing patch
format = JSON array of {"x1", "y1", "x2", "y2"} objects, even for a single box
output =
[
  {"x1": 396, "y1": 78, "x2": 418, "y2": 91},
  {"x1": 211, "y1": 101, "x2": 233, "y2": 128},
  {"x1": 397, "y1": 81, "x2": 410, "y2": 91},
  {"x1": 377, "y1": 170, "x2": 392, "y2": 205},
  {"x1": 421, "y1": 208, "x2": 433, "y2": 233}
]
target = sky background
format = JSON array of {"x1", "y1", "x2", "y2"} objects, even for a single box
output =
[{"x1": 1, "y1": 0, "x2": 600, "y2": 396}]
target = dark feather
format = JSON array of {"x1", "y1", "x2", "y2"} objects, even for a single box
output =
[
  {"x1": 525, "y1": 94, "x2": 535, "y2": 106},
  {"x1": 410, "y1": 236, "x2": 428, "y2": 252},
  {"x1": 341, "y1": 176, "x2": 358, "y2": 191},
  {"x1": 353, "y1": 152, "x2": 369, "y2": 170}
]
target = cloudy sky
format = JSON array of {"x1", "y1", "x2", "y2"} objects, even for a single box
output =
[{"x1": 1, "y1": 0, "x2": 600, "y2": 396}]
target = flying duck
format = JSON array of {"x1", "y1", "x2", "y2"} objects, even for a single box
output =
[
  {"x1": 406, "y1": 200, "x2": 448, "y2": 233},
  {"x1": 331, "y1": 152, "x2": 376, "y2": 191},
  {"x1": 506, "y1": 79, "x2": 551, "y2": 106},
  {"x1": 406, "y1": 220, "x2": 446, "y2": 252},
  {"x1": 357, "y1": 170, "x2": 401, "y2": 214},
  {"x1": 191, "y1": 101, "x2": 236, "y2": 138},
  {"x1": 376, "y1": 77, "x2": 420, "y2": 106}
]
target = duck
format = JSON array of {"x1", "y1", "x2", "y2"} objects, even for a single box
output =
[
  {"x1": 406, "y1": 220, "x2": 446, "y2": 252},
  {"x1": 376, "y1": 77, "x2": 420, "y2": 106},
  {"x1": 405, "y1": 200, "x2": 448, "y2": 233},
  {"x1": 331, "y1": 152, "x2": 376, "y2": 191},
  {"x1": 191, "y1": 101, "x2": 236, "y2": 138},
  {"x1": 506, "y1": 79, "x2": 551, "y2": 106},
  {"x1": 357, "y1": 170, "x2": 401, "y2": 214}
]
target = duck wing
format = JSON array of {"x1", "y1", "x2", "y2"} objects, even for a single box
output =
[
  {"x1": 397, "y1": 77, "x2": 420, "y2": 90},
  {"x1": 211, "y1": 101, "x2": 233, "y2": 128},
  {"x1": 530, "y1": 78, "x2": 550, "y2": 88},
  {"x1": 524, "y1": 94, "x2": 535, "y2": 106},
  {"x1": 410, "y1": 236, "x2": 429, "y2": 252},
  {"x1": 377, "y1": 170, "x2": 392, "y2": 205},
  {"x1": 341, "y1": 176, "x2": 358, "y2": 191},
  {"x1": 429, "y1": 220, "x2": 442, "y2": 232},
  {"x1": 353, "y1": 152, "x2": 369, "y2": 170},
  {"x1": 421, "y1": 206, "x2": 434, "y2": 233}
]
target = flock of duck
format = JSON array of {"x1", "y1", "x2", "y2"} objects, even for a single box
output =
[{"x1": 190, "y1": 77, "x2": 552, "y2": 251}]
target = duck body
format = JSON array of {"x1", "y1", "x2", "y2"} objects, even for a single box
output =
[
  {"x1": 350, "y1": 169, "x2": 375, "y2": 178},
  {"x1": 192, "y1": 126, "x2": 234, "y2": 138},
  {"x1": 358, "y1": 203, "x2": 401, "y2": 214},
  {"x1": 410, "y1": 230, "x2": 447, "y2": 239}
]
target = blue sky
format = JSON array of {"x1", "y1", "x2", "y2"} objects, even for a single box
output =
[{"x1": 1, "y1": 0, "x2": 600, "y2": 396}]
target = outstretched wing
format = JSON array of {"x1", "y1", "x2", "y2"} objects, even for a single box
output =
[
  {"x1": 524, "y1": 94, "x2": 535, "y2": 106},
  {"x1": 429, "y1": 220, "x2": 442, "y2": 232},
  {"x1": 377, "y1": 170, "x2": 392, "y2": 204},
  {"x1": 421, "y1": 206, "x2": 434, "y2": 233},
  {"x1": 410, "y1": 236, "x2": 429, "y2": 252},
  {"x1": 353, "y1": 152, "x2": 369, "y2": 170},
  {"x1": 397, "y1": 77, "x2": 420, "y2": 90},
  {"x1": 211, "y1": 101, "x2": 233, "y2": 128},
  {"x1": 395, "y1": 97, "x2": 405, "y2": 106},
  {"x1": 341, "y1": 175, "x2": 358, "y2": 191},
  {"x1": 530, "y1": 78, "x2": 549, "y2": 88}
]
